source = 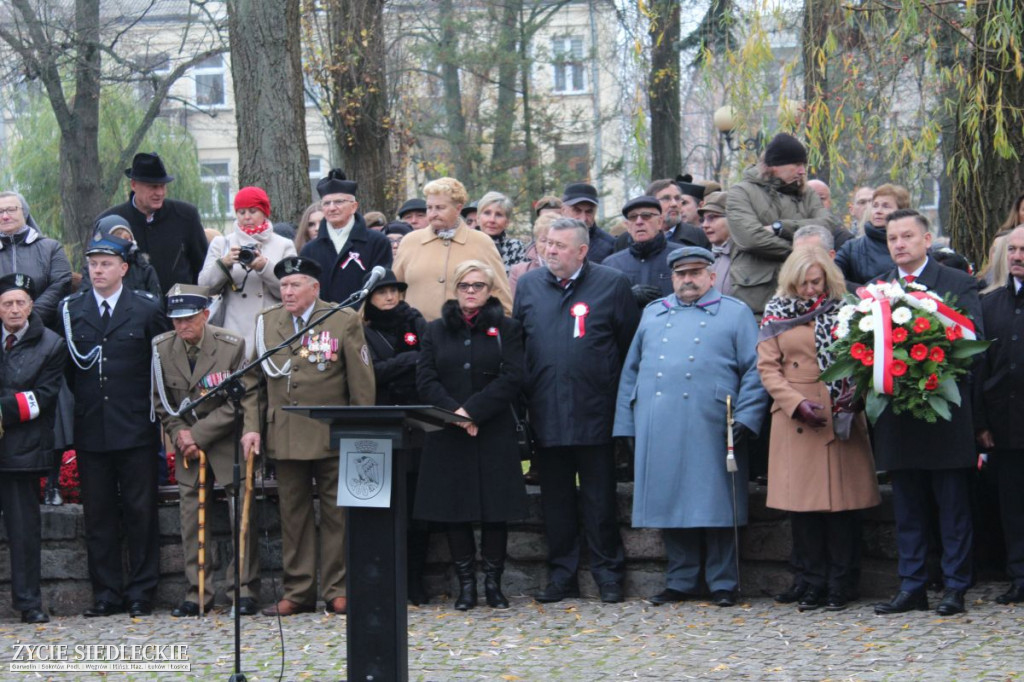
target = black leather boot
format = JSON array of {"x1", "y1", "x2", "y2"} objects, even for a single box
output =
[
  {"x1": 483, "y1": 557, "x2": 509, "y2": 609},
  {"x1": 453, "y1": 557, "x2": 477, "y2": 611}
]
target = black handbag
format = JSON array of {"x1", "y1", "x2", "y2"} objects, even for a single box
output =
[{"x1": 496, "y1": 329, "x2": 535, "y2": 460}]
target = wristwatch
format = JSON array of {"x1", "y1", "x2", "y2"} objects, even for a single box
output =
[{"x1": 771, "y1": 221, "x2": 783, "y2": 236}]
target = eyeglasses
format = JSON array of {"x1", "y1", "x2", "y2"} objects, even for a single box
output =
[
  {"x1": 627, "y1": 212, "x2": 660, "y2": 222},
  {"x1": 456, "y1": 282, "x2": 489, "y2": 292},
  {"x1": 321, "y1": 199, "x2": 355, "y2": 207},
  {"x1": 0, "y1": 207, "x2": 22, "y2": 216}
]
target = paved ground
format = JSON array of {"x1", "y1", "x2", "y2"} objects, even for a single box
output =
[{"x1": 1, "y1": 584, "x2": 1021, "y2": 681}]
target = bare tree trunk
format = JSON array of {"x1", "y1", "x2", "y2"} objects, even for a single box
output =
[
  {"x1": 649, "y1": 0, "x2": 681, "y2": 180},
  {"x1": 327, "y1": 0, "x2": 394, "y2": 214},
  {"x1": 437, "y1": 0, "x2": 473, "y2": 183},
  {"x1": 949, "y1": 0, "x2": 1024, "y2": 265},
  {"x1": 490, "y1": 0, "x2": 522, "y2": 185},
  {"x1": 228, "y1": 0, "x2": 310, "y2": 226}
]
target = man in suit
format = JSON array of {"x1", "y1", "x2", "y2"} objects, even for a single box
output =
[
  {"x1": 152, "y1": 284, "x2": 260, "y2": 617},
  {"x1": 62, "y1": 233, "x2": 169, "y2": 617},
  {"x1": 873, "y1": 209, "x2": 983, "y2": 617},
  {"x1": 241, "y1": 256, "x2": 375, "y2": 616},
  {"x1": 975, "y1": 225, "x2": 1024, "y2": 605}
]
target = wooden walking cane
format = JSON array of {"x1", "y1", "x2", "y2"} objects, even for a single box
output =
[
  {"x1": 198, "y1": 449, "x2": 207, "y2": 618},
  {"x1": 239, "y1": 446, "x2": 255, "y2": 565}
]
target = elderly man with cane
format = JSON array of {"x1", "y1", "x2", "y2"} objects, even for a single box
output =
[{"x1": 614, "y1": 246, "x2": 768, "y2": 607}]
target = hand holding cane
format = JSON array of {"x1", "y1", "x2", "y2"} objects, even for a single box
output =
[{"x1": 239, "y1": 446, "x2": 255, "y2": 565}]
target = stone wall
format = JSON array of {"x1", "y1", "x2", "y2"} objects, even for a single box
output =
[{"x1": 0, "y1": 483, "x2": 904, "y2": 617}]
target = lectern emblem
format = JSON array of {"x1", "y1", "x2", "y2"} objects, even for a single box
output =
[{"x1": 345, "y1": 440, "x2": 384, "y2": 500}]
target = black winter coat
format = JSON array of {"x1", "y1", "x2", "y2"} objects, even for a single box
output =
[
  {"x1": 98, "y1": 196, "x2": 208, "y2": 294},
  {"x1": 513, "y1": 261, "x2": 641, "y2": 447},
  {"x1": 834, "y1": 223, "x2": 894, "y2": 285},
  {"x1": 299, "y1": 213, "x2": 393, "y2": 303},
  {"x1": 601, "y1": 233, "x2": 681, "y2": 297},
  {"x1": 0, "y1": 227, "x2": 72, "y2": 329},
  {"x1": 363, "y1": 300, "x2": 427, "y2": 405},
  {"x1": 62, "y1": 288, "x2": 169, "y2": 452},
  {"x1": 0, "y1": 312, "x2": 68, "y2": 472},
  {"x1": 975, "y1": 278, "x2": 1024, "y2": 449},
  {"x1": 873, "y1": 259, "x2": 983, "y2": 470},
  {"x1": 587, "y1": 225, "x2": 616, "y2": 264},
  {"x1": 413, "y1": 297, "x2": 527, "y2": 523}
]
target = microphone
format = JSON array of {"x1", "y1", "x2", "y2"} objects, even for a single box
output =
[{"x1": 359, "y1": 265, "x2": 387, "y2": 298}]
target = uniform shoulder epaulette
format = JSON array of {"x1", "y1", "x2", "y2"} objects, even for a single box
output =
[
  {"x1": 132, "y1": 289, "x2": 158, "y2": 301},
  {"x1": 211, "y1": 329, "x2": 244, "y2": 346},
  {"x1": 260, "y1": 302, "x2": 285, "y2": 315},
  {"x1": 60, "y1": 291, "x2": 85, "y2": 305},
  {"x1": 152, "y1": 330, "x2": 176, "y2": 346}
]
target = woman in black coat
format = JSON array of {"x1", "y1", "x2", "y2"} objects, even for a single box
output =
[
  {"x1": 361, "y1": 268, "x2": 433, "y2": 604},
  {"x1": 415, "y1": 260, "x2": 526, "y2": 610}
]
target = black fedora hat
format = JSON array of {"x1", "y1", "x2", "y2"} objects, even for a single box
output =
[
  {"x1": 124, "y1": 152, "x2": 175, "y2": 184},
  {"x1": 362, "y1": 268, "x2": 407, "y2": 295}
]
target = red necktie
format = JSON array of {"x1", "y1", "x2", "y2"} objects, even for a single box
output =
[
  {"x1": 904, "y1": 275, "x2": 916, "y2": 283},
  {"x1": 4, "y1": 335, "x2": 13, "y2": 352},
  {"x1": 559, "y1": 278, "x2": 571, "y2": 288}
]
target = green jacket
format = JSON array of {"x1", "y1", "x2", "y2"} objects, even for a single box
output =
[{"x1": 725, "y1": 165, "x2": 839, "y2": 316}]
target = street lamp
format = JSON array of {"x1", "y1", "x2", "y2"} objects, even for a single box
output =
[{"x1": 713, "y1": 105, "x2": 764, "y2": 153}]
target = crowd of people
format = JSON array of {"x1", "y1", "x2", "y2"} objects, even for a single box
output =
[{"x1": 1, "y1": 136, "x2": 1022, "y2": 627}]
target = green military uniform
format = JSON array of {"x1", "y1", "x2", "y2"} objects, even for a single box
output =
[
  {"x1": 244, "y1": 298, "x2": 375, "y2": 607},
  {"x1": 152, "y1": 321, "x2": 260, "y2": 608}
]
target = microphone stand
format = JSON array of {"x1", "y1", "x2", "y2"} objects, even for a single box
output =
[{"x1": 180, "y1": 286, "x2": 371, "y2": 682}]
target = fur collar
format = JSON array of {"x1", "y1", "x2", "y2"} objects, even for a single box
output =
[{"x1": 440, "y1": 296, "x2": 504, "y2": 332}]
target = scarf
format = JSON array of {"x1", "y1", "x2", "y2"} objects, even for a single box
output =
[
  {"x1": 628, "y1": 232, "x2": 666, "y2": 259},
  {"x1": 240, "y1": 221, "x2": 271, "y2": 236},
  {"x1": 760, "y1": 294, "x2": 844, "y2": 404}
]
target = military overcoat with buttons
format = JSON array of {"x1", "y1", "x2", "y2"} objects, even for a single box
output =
[
  {"x1": 613, "y1": 287, "x2": 768, "y2": 527},
  {"x1": 62, "y1": 288, "x2": 169, "y2": 451}
]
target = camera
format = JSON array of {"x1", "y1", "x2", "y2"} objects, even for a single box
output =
[{"x1": 238, "y1": 244, "x2": 260, "y2": 267}]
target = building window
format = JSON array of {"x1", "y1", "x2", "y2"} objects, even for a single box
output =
[
  {"x1": 308, "y1": 157, "x2": 325, "y2": 199},
  {"x1": 194, "y1": 55, "x2": 226, "y2": 106},
  {"x1": 552, "y1": 36, "x2": 586, "y2": 94},
  {"x1": 200, "y1": 162, "x2": 232, "y2": 218}
]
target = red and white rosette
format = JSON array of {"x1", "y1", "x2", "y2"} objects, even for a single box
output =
[
  {"x1": 341, "y1": 252, "x2": 366, "y2": 270},
  {"x1": 570, "y1": 302, "x2": 590, "y2": 338}
]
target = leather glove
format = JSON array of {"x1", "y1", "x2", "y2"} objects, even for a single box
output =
[
  {"x1": 630, "y1": 284, "x2": 662, "y2": 307},
  {"x1": 731, "y1": 423, "x2": 754, "y2": 447},
  {"x1": 794, "y1": 400, "x2": 827, "y2": 428}
]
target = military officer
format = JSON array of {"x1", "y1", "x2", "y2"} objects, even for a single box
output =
[
  {"x1": 62, "y1": 232, "x2": 169, "y2": 617},
  {"x1": 152, "y1": 284, "x2": 260, "y2": 617},
  {"x1": 241, "y1": 256, "x2": 375, "y2": 616}
]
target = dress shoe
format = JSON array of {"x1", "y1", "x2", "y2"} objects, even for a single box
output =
[
  {"x1": 599, "y1": 582, "x2": 624, "y2": 604},
  {"x1": 647, "y1": 588, "x2": 697, "y2": 606},
  {"x1": 774, "y1": 581, "x2": 808, "y2": 604},
  {"x1": 261, "y1": 599, "x2": 315, "y2": 616},
  {"x1": 797, "y1": 586, "x2": 825, "y2": 612},
  {"x1": 21, "y1": 608, "x2": 49, "y2": 624},
  {"x1": 936, "y1": 589, "x2": 966, "y2": 616},
  {"x1": 995, "y1": 584, "x2": 1024, "y2": 605},
  {"x1": 710, "y1": 590, "x2": 736, "y2": 607},
  {"x1": 236, "y1": 597, "x2": 259, "y2": 616},
  {"x1": 83, "y1": 600, "x2": 122, "y2": 618},
  {"x1": 43, "y1": 486, "x2": 63, "y2": 506},
  {"x1": 824, "y1": 590, "x2": 850, "y2": 612},
  {"x1": 874, "y1": 590, "x2": 929, "y2": 614},
  {"x1": 324, "y1": 597, "x2": 348, "y2": 614},
  {"x1": 171, "y1": 601, "x2": 203, "y2": 618},
  {"x1": 534, "y1": 580, "x2": 580, "y2": 603},
  {"x1": 127, "y1": 600, "x2": 152, "y2": 617}
]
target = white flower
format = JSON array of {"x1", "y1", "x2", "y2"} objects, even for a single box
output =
[
  {"x1": 856, "y1": 299, "x2": 873, "y2": 314},
  {"x1": 906, "y1": 281, "x2": 928, "y2": 291},
  {"x1": 891, "y1": 307, "x2": 912, "y2": 325},
  {"x1": 918, "y1": 298, "x2": 938, "y2": 313},
  {"x1": 837, "y1": 305, "x2": 856, "y2": 322},
  {"x1": 858, "y1": 315, "x2": 875, "y2": 332},
  {"x1": 835, "y1": 322, "x2": 850, "y2": 339}
]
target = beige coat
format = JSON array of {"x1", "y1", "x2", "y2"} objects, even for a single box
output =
[
  {"x1": 757, "y1": 323, "x2": 880, "y2": 513},
  {"x1": 392, "y1": 222, "x2": 512, "y2": 321},
  {"x1": 244, "y1": 300, "x2": 376, "y2": 460}
]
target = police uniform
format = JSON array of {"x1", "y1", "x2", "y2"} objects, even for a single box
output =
[
  {"x1": 63, "y1": 234, "x2": 169, "y2": 616},
  {"x1": 243, "y1": 256, "x2": 375, "y2": 614},
  {"x1": 151, "y1": 285, "x2": 259, "y2": 615}
]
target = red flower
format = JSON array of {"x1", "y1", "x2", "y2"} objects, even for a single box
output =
[
  {"x1": 892, "y1": 328, "x2": 908, "y2": 343},
  {"x1": 850, "y1": 342, "x2": 867, "y2": 359},
  {"x1": 929, "y1": 346, "x2": 945, "y2": 363},
  {"x1": 913, "y1": 317, "x2": 931, "y2": 333},
  {"x1": 924, "y1": 373, "x2": 940, "y2": 391},
  {"x1": 945, "y1": 325, "x2": 964, "y2": 341},
  {"x1": 910, "y1": 344, "x2": 928, "y2": 361},
  {"x1": 891, "y1": 359, "x2": 908, "y2": 377},
  {"x1": 861, "y1": 350, "x2": 875, "y2": 366}
]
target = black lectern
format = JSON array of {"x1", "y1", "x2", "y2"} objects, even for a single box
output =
[{"x1": 285, "y1": 405, "x2": 465, "y2": 682}]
